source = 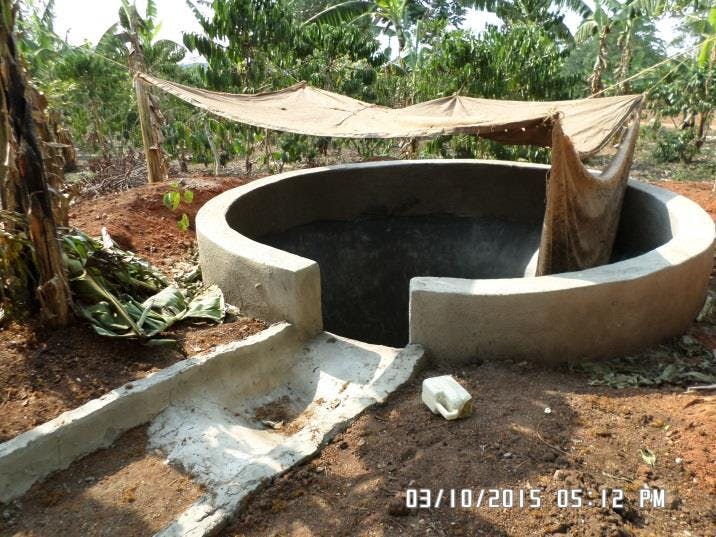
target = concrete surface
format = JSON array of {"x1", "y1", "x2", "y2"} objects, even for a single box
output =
[
  {"x1": 196, "y1": 160, "x2": 714, "y2": 361},
  {"x1": 0, "y1": 324, "x2": 425, "y2": 537},
  {"x1": 152, "y1": 333, "x2": 425, "y2": 537},
  {"x1": 196, "y1": 160, "x2": 548, "y2": 337},
  {"x1": 410, "y1": 180, "x2": 715, "y2": 363},
  {"x1": 0, "y1": 324, "x2": 296, "y2": 503}
]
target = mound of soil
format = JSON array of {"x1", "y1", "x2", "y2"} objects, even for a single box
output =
[
  {"x1": 69, "y1": 176, "x2": 249, "y2": 269},
  {"x1": 0, "y1": 176, "x2": 268, "y2": 443}
]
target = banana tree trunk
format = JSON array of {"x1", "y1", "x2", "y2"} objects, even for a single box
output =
[
  {"x1": 27, "y1": 84, "x2": 69, "y2": 226},
  {"x1": 617, "y1": 23, "x2": 634, "y2": 94},
  {"x1": 49, "y1": 109, "x2": 77, "y2": 172},
  {"x1": 0, "y1": 5, "x2": 71, "y2": 327},
  {"x1": 589, "y1": 27, "x2": 610, "y2": 96},
  {"x1": 133, "y1": 73, "x2": 168, "y2": 183},
  {"x1": 204, "y1": 121, "x2": 220, "y2": 177},
  {"x1": 130, "y1": 46, "x2": 168, "y2": 184}
]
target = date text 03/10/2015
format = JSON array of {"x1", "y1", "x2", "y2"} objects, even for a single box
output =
[{"x1": 405, "y1": 488, "x2": 667, "y2": 510}]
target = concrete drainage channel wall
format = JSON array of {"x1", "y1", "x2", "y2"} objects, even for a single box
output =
[
  {"x1": 197, "y1": 159, "x2": 715, "y2": 363},
  {"x1": 0, "y1": 324, "x2": 425, "y2": 536}
]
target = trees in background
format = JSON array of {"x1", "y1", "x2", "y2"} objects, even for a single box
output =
[
  {"x1": 12, "y1": 0, "x2": 716, "y2": 169},
  {"x1": 645, "y1": 0, "x2": 716, "y2": 159},
  {"x1": 473, "y1": 0, "x2": 591, "y2": 43}
]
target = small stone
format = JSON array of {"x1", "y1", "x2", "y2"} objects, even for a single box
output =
[
  {"x1": 669, "y1": 495, "x2": 682, "y2": 510},
  {"x1": 502, "y1": 452, "x2": 513, "y2": 459},
  {"x1": 675, "y1": 457, "x2": 683, "y2": 465},
  {"x1": 388, "y1": 497, "x2": 409, "y2": 517},
  {"x1": 544, "y1": 407, "x2": 552, "y2": 414}
]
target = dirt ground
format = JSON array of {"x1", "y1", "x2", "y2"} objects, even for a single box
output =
[
  {"x1": 224, "y1": 363, "x2": 715, "y2": 537},
  {"x1": 0, "y1": 316, "x2": 266, "y2": 442},
  {"x1": 69, "y1": 176, "x2": 249, "y2": 270},
  {"x1": 0, "y1": 176, "x2": 267, "y2": 442},
  {"x1": 650, "y1": 180, "x2": 716, "y2": 216},
  {"x1": 0, "y1": 426, "x2": 203, "y2": 537}
]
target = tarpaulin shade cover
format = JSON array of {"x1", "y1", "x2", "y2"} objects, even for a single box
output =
[
  {"x1": 138, "y1": 72, "x2": 643, "y2": 275},
  {"x1": 138, "y1": 73, "x2": 642, "y2": 158}
]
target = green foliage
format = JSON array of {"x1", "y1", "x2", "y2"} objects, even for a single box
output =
[
  {"x1": 16, "y1": 0, "x2": 699, "y2": 171},
  {"x1": 646, "y1": 58, "x2": 716, "y2": 160},
  {"x1": 415, "y1": 24, "x2": 579, "y2": 101},
  {"x1": 651, "y1": 128, "x2": 698, "y2": 163},
  {"x1": 63, "y1": 230, "x2": 225, "y2": 344},
  {"x1": 184, "y1": 0, "x2": 296, "y2": 91},
  {"x1": 475, "y1": 0, "x2": 591, "y2": 43},
  {"x1": 163, "y1": 182, "x2": 194, "y2": 231}
]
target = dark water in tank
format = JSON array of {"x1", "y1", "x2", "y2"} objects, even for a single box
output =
[{"x1": 259, "y1": 214, "x2": 541, "y2": 347}]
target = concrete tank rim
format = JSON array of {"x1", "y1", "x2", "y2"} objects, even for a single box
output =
[{"x1": 196, "y1": 159, "x2": 716, "y2": 296}]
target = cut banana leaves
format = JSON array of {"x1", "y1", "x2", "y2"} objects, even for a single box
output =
[{"x1": 62, "y1": 229, "x2": 225, "y2": 344}]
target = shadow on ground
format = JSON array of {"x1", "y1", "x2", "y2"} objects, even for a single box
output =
[{"x1": 222, "y1": 358, "x2": 716, "y2": 537}]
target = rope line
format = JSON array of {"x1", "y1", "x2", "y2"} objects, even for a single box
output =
[{"x1": 590, "y1": 36, "x2": 716, "y2": 98}]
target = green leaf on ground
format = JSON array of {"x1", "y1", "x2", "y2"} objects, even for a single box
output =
[{"x1": 640, "y1": 448, "x2": 656, "y2": 467}]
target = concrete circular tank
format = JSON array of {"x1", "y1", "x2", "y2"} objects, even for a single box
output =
[{"x1": 196, "y1": 160, "x2": 715, "y2": 363}]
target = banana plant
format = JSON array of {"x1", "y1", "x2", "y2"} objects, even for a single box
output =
[
  {"x1": 575, "y1": 0, "x2": 625, "y2": 95},
  {"x1": 97, "y1": 0, "x2": 184, "y2": 183},
  {"x1": 63, "y1": 230, "x2": 225, "y2": 344}
]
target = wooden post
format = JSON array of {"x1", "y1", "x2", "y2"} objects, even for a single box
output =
[
  {"x1": 133, "y1": 66, "x2": 168, "y2": 183},
  {"x1": 127, "y1": 1, "x2": 168, "y2": 185}
]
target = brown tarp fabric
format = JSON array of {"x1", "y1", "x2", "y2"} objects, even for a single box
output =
[
  {"x1": 138, "y1": 73, "x2": 641, "y2": 158},
  {"x1": 137, "y1": 73, "x2": 643, "y2": 274},
  {"x1": 537, "y1": 111, "x2": 641, "y2": 275}
]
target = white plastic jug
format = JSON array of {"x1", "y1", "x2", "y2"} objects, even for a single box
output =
[{"x1": 421, "y1": 375, "x2": 472, "y2": 420}]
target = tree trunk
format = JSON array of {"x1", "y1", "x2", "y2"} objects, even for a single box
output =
[
  {"x1": 130, "y1": 50, "x2": 168, "y2": 183},
  {"x1": 696, "y1": 110, "x2": 712, "y2": 150},
  {"x1": 0, "y1": 3, "x2": 71, "y2": 327},
  {"x1": 204, "y1": 121, "x2": 220, "y2": 177},
  {"x1": 589, "y1": 26, "x2": 610, "y2": 96},
  {"x1": 49, "y1": 109, "x2": 77, "y2": 172},
  {"x1": 27, "y1": 85, "x2": 69, "y2": 226},
  {"x1": 616, "y1": 23, "x2": 633, "y2": 94}
]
